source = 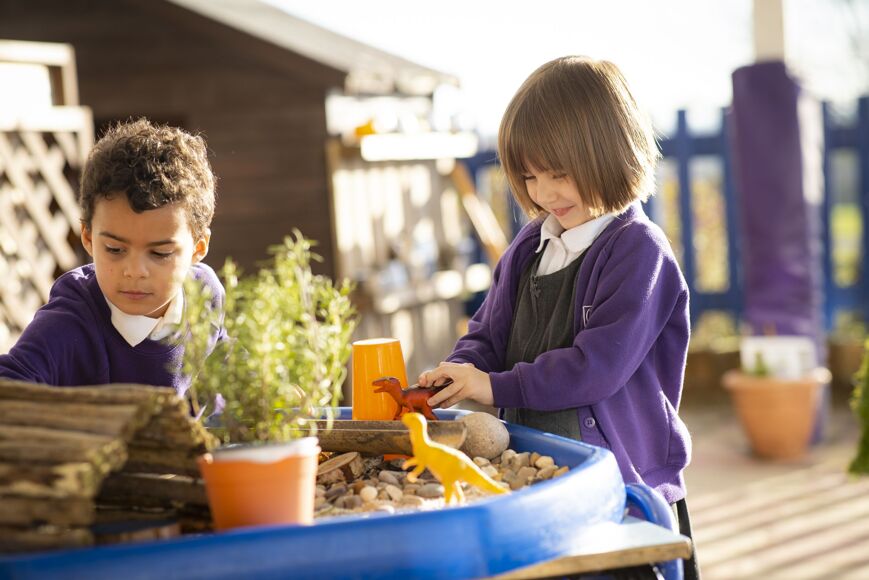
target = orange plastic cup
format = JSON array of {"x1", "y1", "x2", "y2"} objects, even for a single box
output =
[
  {"x1": 198, "y1": 440, "x2": 320, "y2": 531},
  {"x1": 351, "y1": 338, "x2": 408, "y2": 420}
]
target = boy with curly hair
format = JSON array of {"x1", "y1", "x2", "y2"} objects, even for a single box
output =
[{"x1": 0, "y1": 119, "x2": 225, "y2": 395}]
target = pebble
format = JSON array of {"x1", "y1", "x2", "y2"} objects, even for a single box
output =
[
  {"x1": 384, "y1": 484, "x2": 403, "y2": 502},
  {"x1": 417, "y1": 483, "x2": 445, "y2": 498},
  {"x1": 512, "y1": 452, "x2": 531, "y2": 470},
  {"x1": 537, "y1": 465, "x2": 557, "y2": 480},
  {"x1": 359, "y1": 486, "x2": 378, "y2": 503},
  {"x1": 379, "y1": 471, "x2": 401, "y2": 486},
  {"x1": 315, "y1": 445, "x2": 569, "y2": 520},
  {"x1": 325, "y1": 484, "x2": 347, "y2": 500},
  {"x1": 516, "y1": 466, "x2": 537, "y2": 483},
  {"x1": 399, "y1": 495, "x2": 425, "y2": 508}
]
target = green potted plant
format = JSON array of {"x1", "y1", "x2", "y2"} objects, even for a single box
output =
[
  {"x1": 849, "y1": 339, "x2": 869, "y2": 475},
  {"x1": 182, "y1": 232, "x2": 356, "y2": 530},
  {"x1": 722, "y1": 337, "x2": 829, "y2": 461}
]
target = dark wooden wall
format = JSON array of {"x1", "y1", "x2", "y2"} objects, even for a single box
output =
[{"x1": 0, "y1": 0, "x2": 346, "y2": 277}]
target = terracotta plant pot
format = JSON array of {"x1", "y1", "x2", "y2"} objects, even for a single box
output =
[
  {"x1": 198, "y1": 437, "x2": 320, "y2": 531},
  {"x1": 722, "y1": 369, "x2": 830, "y2": 460}
]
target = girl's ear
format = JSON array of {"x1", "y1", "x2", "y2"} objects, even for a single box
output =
[
  {"x1": 192, "y1": 228, "x2": 211, "y2": 263},
  {"x1": 80, "y1": 224, "x2": 95, "y2": 257}
]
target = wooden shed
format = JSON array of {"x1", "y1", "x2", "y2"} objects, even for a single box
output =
[
  {"x1": 0, "y1": 0, "x2": 502, "y2": 376},
  {"x1": 0, "y1": 0, "x2": 457, "y2": 277}
]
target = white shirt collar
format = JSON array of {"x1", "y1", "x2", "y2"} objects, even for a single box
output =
[
  {"x1": 535, "y1": 212, "x2": 616, "y2": 254},
  {"x1": 106, "y1": 290, "x2": 184, "y2": 347}
]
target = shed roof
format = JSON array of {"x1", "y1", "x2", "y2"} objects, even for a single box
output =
[{"x1": 167, "y1": 0, "x2": 458, "y2": 96}]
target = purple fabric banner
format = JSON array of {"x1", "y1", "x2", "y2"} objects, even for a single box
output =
[{"x1": 730, "y1": 61, "x2": 825, "y2": 360}]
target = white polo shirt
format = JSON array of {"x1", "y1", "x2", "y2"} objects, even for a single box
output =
[{"x1": 535, "y1": 212, "x2": 616, "y2": 275}]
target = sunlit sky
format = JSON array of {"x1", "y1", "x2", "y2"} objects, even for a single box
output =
[{"x1": 268, "y1": 0, "x2": 867, "y2": 140}]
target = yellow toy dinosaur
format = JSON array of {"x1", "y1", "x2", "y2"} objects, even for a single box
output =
[{"x1": 401, "y1": 412, "x2": 509, "y2": 505}]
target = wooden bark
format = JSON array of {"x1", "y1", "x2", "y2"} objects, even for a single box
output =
[
  {"x1": 0, "y1": 440, "x2": 128, "y2": 473},
  {"x1": 0, "y1": 526, "x2": 93, "y2": 553},
  {"x1": 0, "y1": 399, "x2": 146, "y2": 439},
  {"x1": 122, "y1": 445, "x2": 202, "y2": 477},
  {"x1": 314, "y1": 420, "x2": 466, "y2": 455},
  {"x1": 0, "y1": 380, "x2": 173, "y2": 407},
  {"x1": 93, "y1": 519, "x2": 181, "y2": 545},
  {"x1": 0, "y1": 496, "x2": 94, "y2": 526},
  {"x1": 316, "y1": 451, "x2": 364, "y2": 485},
  {"x1": 0, "y1": 462, "x2": 100, "y2": 498},
  {"x1": 97, "y1": 473, "x2": 208, "y2": 507}
]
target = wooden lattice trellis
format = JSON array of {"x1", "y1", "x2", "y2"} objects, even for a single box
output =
[{"x1": 0, "y1": 40, "x2": 93, "y2": 354}]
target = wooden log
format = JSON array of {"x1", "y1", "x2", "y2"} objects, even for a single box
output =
[
  {"x1": 0, "y1": 399, "x2": 146, "y2": 439},
  {"x1": 121, "y1": 445, "x2": 202, "y2": 477},
  {"x1": 0, "y1": 424, "x2": 115, "y2": 447},
  {"x1": 316, "y1": 451, "x2": 364, "y2": 485},
  {"x1": 97, "y1": 473, "x2": 208, "y2": 507},
  {"x1": 93, "y1": 519, "x2": 181, "y2": 545},
  {"x1": 0, "y1": 525, "x2": 93, "y2": 553},
  {"x1": 0, "y1": 380, "x2": 173, "y2": 407},
  {"x1": 0, "y1": 462, "x2": 101, "y2": 499},
  {"x1": 0, "y1": 440, "x2": 128, "y2": 475},
  {"x1": 0, "y1": 495, "x2": 95, "y2": 526},
  {"x1": 314, "y1": 420, "x2": 466, "y2": 455}
]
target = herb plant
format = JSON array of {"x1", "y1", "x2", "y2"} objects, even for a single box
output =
[{"x1": 180, "y1": 232, "x2": 356, "y2": 444}]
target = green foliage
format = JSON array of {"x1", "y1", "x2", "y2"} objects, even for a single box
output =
[
  {"x1": 748, "y1": 351, "x2": 770, "y2": 378},
  {"x1": 181, "y1": 232, "x2": 357, "y2": 444},
  {"x1": 850, "y1": 339, "x2": 869, "y2": 475}
]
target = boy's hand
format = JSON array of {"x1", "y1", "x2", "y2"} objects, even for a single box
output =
[{"x1": 418, "y1": 362, "x2": 494, "y2": 408}]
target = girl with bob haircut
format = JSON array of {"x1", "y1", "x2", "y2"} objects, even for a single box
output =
[{"x1": 420, "y1": 56, "x2": 698, "y2": 578}]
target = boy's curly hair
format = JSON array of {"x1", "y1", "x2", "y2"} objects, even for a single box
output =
[{"x1": 79, "y1": 119, "x2": 215, "y2": 239}]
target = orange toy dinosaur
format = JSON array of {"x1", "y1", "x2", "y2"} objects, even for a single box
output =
[
  {"x1": 401, "y1": 412, "x2": 509, "y2": 505},
  {"x1": 372, "y1": 376, "x2": 453, "y2": 421}
]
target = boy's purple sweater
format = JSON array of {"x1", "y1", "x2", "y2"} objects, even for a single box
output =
[
  {"x1": 0, "y1": 263, "x2": 226, "y2": 396},
  {"x1": 448, "y1": 204, "x2": 692, "y2": 503}
]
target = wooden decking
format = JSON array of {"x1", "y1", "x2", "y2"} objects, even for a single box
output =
[{"x1": 684, "y1": 402, "x2": 869, "y2": 579}]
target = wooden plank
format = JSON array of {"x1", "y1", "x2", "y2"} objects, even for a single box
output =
[
  {"x1": 0, "y1": 525, "x2": 93, "y2": 553},
  {"x1": 0, "y1": 400, "x2": 146, "y2": 439},
  {"x1": 0, "y1": 462, "x2": 100, "y2": 499},
  {"x1": 314, "y1": 420, "x2": 466, "y2": 455},
  {"x1": 0, "y1": 495, "x2": 94, "y2": 527},
  {"x1": 0, "y1": 440, "x2": 128, "y2": 474},
  {"x1": 0, "y1": 381, "x2": 173, "y2": 406},
  {"x1": 122, "y1": 444, "x2": 202, "y2": 477},
  {"x1": 97, "y1": 473, "x2": 208, "y2": 508},
  {"x1": 491, "y1": 518, "x2": 693, "y2": 579}
]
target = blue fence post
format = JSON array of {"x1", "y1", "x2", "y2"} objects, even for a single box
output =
[
  {"x1": 720, "y1": 107, "x2": 743, "y2": 323},
  {"x1": 821, "y1": 102, "x2": 835, "y2": 331},
  {"x1": 860, "y1": 97, "x2": 869, "y2": 325},
  {"x1": 675, "y1": 110, "x2": 698, "y2": 324}
]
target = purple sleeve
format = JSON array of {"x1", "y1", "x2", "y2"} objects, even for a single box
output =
[
  {"x1": 492, "y1": 226, "x2": 688, "y2": 410},
  {"x1": 0, "y1": 308, "x2": 92, "y2": 385}
]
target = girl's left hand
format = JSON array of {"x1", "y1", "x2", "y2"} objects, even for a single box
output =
[{"x1": 420, "y1": 362, "x2": 494, "y2": 408}]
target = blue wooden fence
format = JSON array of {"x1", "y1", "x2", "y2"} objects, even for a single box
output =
[{"x1": 464, "y1": 95, "x2": 869, "y2": 332}]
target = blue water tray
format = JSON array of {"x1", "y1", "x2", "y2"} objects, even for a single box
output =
[{"x1": 1, "y1": 409, "x2": 631, "y2": 579}]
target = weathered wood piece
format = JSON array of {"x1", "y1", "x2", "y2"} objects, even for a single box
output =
[
  {"x1": 316, "y1": 451, "x2": 364, "y2": 485},
  {"x1": 0, "y1": 381, "x2": 215, "y2": 552},
  {"x1": 98, "y1": 473, "x2": 208, "y2": 508},
  {"x1": 314, "y1": 420, "x2": 466, "y2": 455},
  {"x1": 0, "y1": 496, "x2": 94, "y2": 527}
]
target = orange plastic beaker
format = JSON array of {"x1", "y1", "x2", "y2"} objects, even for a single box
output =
[{"x1": 351, "y1": 338, "x2": 408, "y2": 420}]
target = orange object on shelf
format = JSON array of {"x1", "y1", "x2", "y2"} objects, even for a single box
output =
[{"x1": 351, "y1": 338, "x2": 407, "y2": 421}]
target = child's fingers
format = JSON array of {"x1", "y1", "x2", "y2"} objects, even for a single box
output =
[{"x1": 427, "y1": 381, "x2": 461, "y2": 407}]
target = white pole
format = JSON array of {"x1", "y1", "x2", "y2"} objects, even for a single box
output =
[{"x1": 753, "y1": 0, "x2": 786, "y2": 62}]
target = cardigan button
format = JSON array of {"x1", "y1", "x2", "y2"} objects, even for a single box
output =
[{"x1": 583, "y1": 417, "x2": 596, "y2": 429}]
